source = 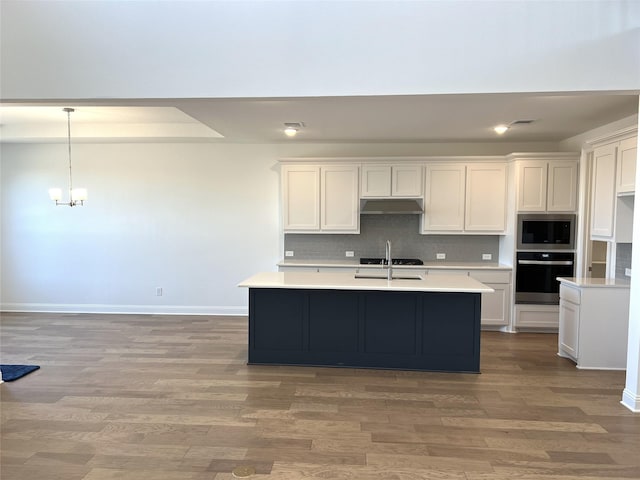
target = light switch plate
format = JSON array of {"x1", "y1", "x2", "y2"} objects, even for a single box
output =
[
  {"x1": 436, "y1": 253, "x2": 446, "y2": 260},
  {"x1": 285, "y1": 250, "x2": 294, "y2": 257},
  {"x1": 345, "y1": 251, "x2": 354, "y2": 257},
  {"x1": 482, "y1": 253, "x2": 492, "y2": 260},
  {"x1": 625, "y1": 268, "x2": 632, "y2": 277}
]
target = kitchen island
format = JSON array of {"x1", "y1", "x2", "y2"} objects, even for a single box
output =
[{"x1": 238, "y1": 271, "x2": 493, "y2": 373}]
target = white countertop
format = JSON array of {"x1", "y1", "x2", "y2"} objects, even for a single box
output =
[
  {"x1": 557, "y1": 277, "x2": 631, "y2": 289},
  {"x1": 277, "y1": 259, "x2": 511, "y2": 270},
  {"x1": 239, "y1": 271, "x2": 494, "y2": 293}
]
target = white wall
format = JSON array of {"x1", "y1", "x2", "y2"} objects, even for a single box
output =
[
  {"x1": 622, "y1": 102, "x2": 640, "y2": 412},
  {"x1": 2, "y1": 1, "x2": 639, "y2": 100},
  {"x1": 0, "y1": 143, "x2": 282, "y2": 314},
  {"x1": 1, "y1": 140, "x2": 565, "y2": 314}
]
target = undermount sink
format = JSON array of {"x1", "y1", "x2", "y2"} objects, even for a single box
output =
[{"x1": 354, "y1": 273, "x2": 423, "y2": 281}]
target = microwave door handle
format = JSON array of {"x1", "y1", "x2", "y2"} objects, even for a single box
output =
[{"x1": 517, "y1": 260, "x2": 574, "y2": 266}]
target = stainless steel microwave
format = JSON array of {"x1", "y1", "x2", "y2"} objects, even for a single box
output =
[{"x1": 517, "y1": 214, "x2": 576, "y2": 250}]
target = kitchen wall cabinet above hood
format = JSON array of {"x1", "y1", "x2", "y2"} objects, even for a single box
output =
[{"x1": 360, "y1": 199, "x2": 423, "y2": 214}]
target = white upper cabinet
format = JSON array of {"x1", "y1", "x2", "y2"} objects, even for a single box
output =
[
  {"x1": 517, "y1": 159, "x2": 578, "y2": 212},
  {"x1": 590, "y1": 143, "x2": 617, "y2": 239},
  {"x1": 282, "y1": 165, "x2": 320, "y2": 231},
  {"x1": 517, "y1": 162, "x2": 547, "y2": 211},
  {"x1": 590, "y1": 133, "x2": 637, "y2": 241},
  {"x1": 422, "y1": 162, "x2": 506, "y2": 234},
  {"x1": 547, "y1": 161, "x2": 578, "y2": 212},
  {"x1": 422, "y1": 164, "x2": 465, "y2": 231},
  {"x1": 320, "y1": 165, "x2": 360, "y2": 232},
  {"x1": 360, "y1": 165, "x2": 391, "y2": 197},
  {"x1": 282, "y1": 164, "x2": 359, "y2": 233},
  {"x1": 616, "y1": 135, "x2": 637, "y2": 194},
  {"x1": 465, "y1": 163, "x2": 507, "y2": 231},
  {"x1": 391, "y1": 164, "x2": 423, "y2": 197},
  {"x1": 361, "y1": 164, "x2": 422, "y2": 197}
]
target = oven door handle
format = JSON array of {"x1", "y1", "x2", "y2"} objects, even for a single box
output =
[{"x1": 517, "y1": 260, "x2": 574, "y2": 266}]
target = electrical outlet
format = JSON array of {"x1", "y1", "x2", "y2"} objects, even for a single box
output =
[
  {"x1": 156, "y1": 287, "x2": 163, "y2": 296},
  {"x1": 436, "y1": 253, "x2": 446, "y2": 260},
  {"x1": 345, "y1": 251, "x2": 354, "y2": 257},
  {"x1": 285, "y1": 250, "x2": 294, "y2": 257},
  {"x1": 482, "y1": 253, "x2": 492, "y2": 260},
  {"x1": 625, "y1": 268, "x2": 632, "y2": 277}
]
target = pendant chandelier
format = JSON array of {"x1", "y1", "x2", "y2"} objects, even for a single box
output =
[{"x1": 48, "y1": 107, "x2": 87, "y2": 207}]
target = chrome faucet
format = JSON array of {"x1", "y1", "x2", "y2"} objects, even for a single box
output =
[{"x1": 385, "y1": 240, "x2": 392, "y2": 280}]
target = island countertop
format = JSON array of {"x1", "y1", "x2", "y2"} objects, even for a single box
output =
[{"x1": 239, "y1": 271, "x2": 494, "y2": 293}]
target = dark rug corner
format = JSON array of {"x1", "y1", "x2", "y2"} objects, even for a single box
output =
[{"x1": 1, "y1": 365, "x2": 40, "y2": 382}]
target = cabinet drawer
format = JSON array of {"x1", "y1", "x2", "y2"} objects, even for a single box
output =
[
  {"x1": 427, "y1": 269, "x2": 469, "y2": 276},
  {"x1": 559, "y1": 284, "x2": 581, "y2": 304},
  {"x1": 469, "y1": 270, "x2": 510, "y2": 284}
]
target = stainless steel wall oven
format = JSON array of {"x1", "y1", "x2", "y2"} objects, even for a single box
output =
[{"x1": 515, "y1": 251, "x2": 574, "y2": 304}]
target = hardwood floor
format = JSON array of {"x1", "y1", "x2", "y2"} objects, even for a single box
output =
[{"x1": 1, "y1": 312, "x2": 639, "y2": 479}]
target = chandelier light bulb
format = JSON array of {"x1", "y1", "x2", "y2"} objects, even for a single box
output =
[
  {"x1": 71, "y1": 188, "x2": 88, "y2": 201},
  {"x1": 48, "y1": 188, "x2": 62, "y2": 201}
]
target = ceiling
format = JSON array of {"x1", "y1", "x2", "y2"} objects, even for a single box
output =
[{"x1": 0, "y1": 92, "x2": 638, "y2": 144}]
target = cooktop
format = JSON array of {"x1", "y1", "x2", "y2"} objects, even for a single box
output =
[{"x1": 359, "y1": 258, "x2": 424, "y2": 266}]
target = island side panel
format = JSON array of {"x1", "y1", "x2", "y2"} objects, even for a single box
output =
[
  {"x1": 421, "y1": 292, "x2": 481, "y2": 373},
  {"x1": 249, "y1": 288, "x2": 306, "y2": 360},
  {"x1": 247, "y1": 288, "x2": 481, "y2": 372}
]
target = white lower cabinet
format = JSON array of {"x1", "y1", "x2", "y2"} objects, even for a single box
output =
[
  {"x1": 277, "y1": 266, "x2": 358, "y2": 274},
  {"x1": 278, "y1": 266, "x2": 321, "y2": 273},
  {"x1": 514, "y1": 304, "x2": 559, "y2": 331},
  {"x1": 469, "y1": 270, "x2": 511, "y2": 329},
  {"x1": 559, "y1": 295, "x2": 579, "y2": 360},
  {"x1": 558, "y1": 282, "x2": 630, "y2": 369}
]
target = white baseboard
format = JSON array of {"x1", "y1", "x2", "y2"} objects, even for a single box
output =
[
  {"x1": 0, "y1": 303, "x2": 248, "y2": 316},
  {"x1": 621, "y1": 388, "x2": 640, "y2": 413}
]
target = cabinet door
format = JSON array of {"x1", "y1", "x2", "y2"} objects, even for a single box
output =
[
  {"x1": 591, "y1": 144, "x2": 617, "y2": 239},
  {"x1": 547, "y1": 161, "x2": 578, "y2": 212},
  {"x1": 360, "y1": 165, "x2": 391, "y2": 197},
  {"x1": 321, "y1": 165, "x2": 359, "y2": 232},
  {"x1": 559, "y1": 299, "x2": 579, "y2": 360},
  {"x1": 480, "y1": 283, "x2": 509, "y2": 327},
  {"x1": 465, "y1": 163, "x2": 506, "y2": 232},
  {"x1": 517, "y1": 161, "x2": 547, "y2": 212},
  {"x1": 282, "y1": 165, "x2": 319, "y2": 231},
  {"x1": 422, "y1": 164, "x2": 465, "y2": 232},
  {"x1": 392, "y1": 165, "x2": 423, "y2": 197},
  {"x1": 617, "y1": 136, "x2": 637, "y2": 194}
]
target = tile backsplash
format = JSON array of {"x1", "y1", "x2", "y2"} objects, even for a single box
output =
[
  {"x1": 616, "y1": 243, "x2": 632, "y2": 279},
  {"x1": 284, "y1": 214, "x2": 499, "y2": 262}
]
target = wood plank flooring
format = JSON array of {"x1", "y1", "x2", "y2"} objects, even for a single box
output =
[{"x1": 1, "y1": 312, "x2": 639, "y2": 480}]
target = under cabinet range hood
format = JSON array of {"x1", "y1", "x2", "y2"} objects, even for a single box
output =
[{"x1": 360, "y1": 199, "x2": 423, "y2": 214}]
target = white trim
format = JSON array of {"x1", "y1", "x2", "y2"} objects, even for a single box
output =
[
  {"x1": 279, "y1": 155, "x2": 506, "y2": 164},
  {"x1": 505, "y1": 152, "x2": 579, "y2": 162},
  {"x1": 621, "y1": 388, "x2": 640, "y2": 413},
  {"x1": 584, "y1": 126, "x2": 638, "y2": 150},
  {"x1": 0, "y1": 303, "x2": 248, "y2": 316}
]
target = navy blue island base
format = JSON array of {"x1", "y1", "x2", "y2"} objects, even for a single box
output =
[{"x1": 247, "y1": 287, "x2": 481, "y2": 373}]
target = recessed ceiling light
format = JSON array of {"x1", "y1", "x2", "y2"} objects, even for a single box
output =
[
  {"x1": 284, "y1": 122, "x2": 304, "y2": 137},
  {"x1": 494, "y1": 124, "x2": 509, "y2": 135}
]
